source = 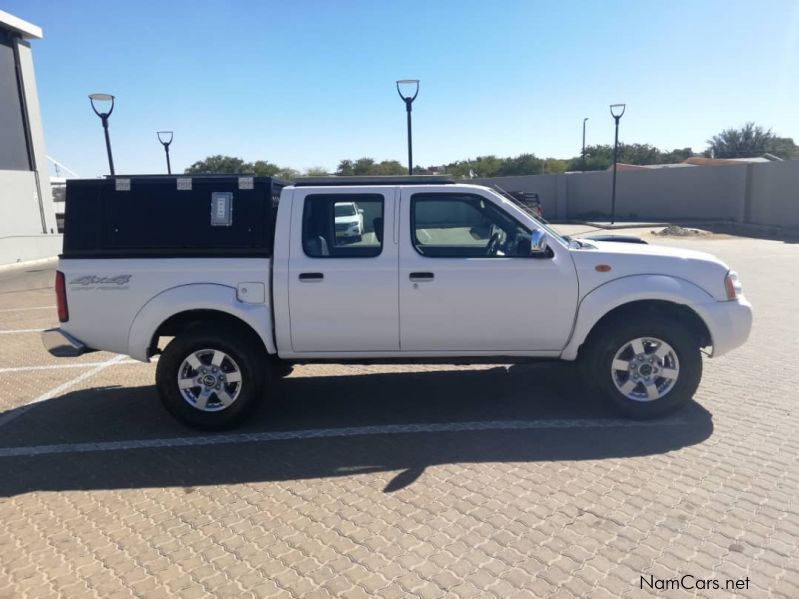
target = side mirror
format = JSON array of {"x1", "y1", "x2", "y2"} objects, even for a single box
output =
[{"x1": 530, "y1": 229, "x2": 548, "y2": 255}]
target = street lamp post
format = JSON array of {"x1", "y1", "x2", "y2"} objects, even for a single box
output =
[
  {"x1": 157, "y1": 131, "x2": 174, "y2": 174},
  {"x1": 396, "y1": 79, "x2": 420, "y2": 176},
  {"x1": 89, "y1": 93, "x2": 116, "y2": 176},
  {"x1": 609, "y1": 103, "x2": 626, "y2": 224},
  {"x1": 581, "y1": 117, "x2": 589, "y2": 171}
]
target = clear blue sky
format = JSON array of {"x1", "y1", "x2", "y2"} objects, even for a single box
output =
[{"x1": 8, "y1": 0, "x2": 799, "y2": 177}]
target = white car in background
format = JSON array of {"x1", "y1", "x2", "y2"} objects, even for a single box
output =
[{"x1": 334, "y1": 201, "x2": 363, "y2": 241}]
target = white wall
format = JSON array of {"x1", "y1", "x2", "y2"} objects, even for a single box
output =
[{"x1": 0, "y1": 36, "x2": 60, "y2": 265}]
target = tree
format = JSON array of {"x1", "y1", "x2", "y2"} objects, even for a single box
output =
[
  {"x1": 661, "y1": 147, "x2": 693, "y2": 163},
  {"x1": 371, "y1": 160, "x2": 406, "y2": 175},
  {"x1": 250, "y1": 160, "x2": 281, "y2": 176},
  {"x1": 336, "y1": 160, "x2": 355, "y2": 176},
  {"x1": 334, "y1": 158, "x2": 406, "y2": 176},
  {"x1": 303, "y1": 167, "x2": 329, "y2": 176},
  {"x1": 185, "y1": 155, "x2": 250, "y2": 174},
  {"x1": 705, "y1": 122, "x2": 797, "y2": 159},
  {"x1": 764, "y1": 136, "x2": 799, "y2": 160},
  {"x1": 275, "y1": 167, "x2": 301, "y2": 180},
  {"x1": 565, "y1": 144, "x2": 695, "y2": 171},
  {"x1": 184, "y1": 155, "x2": 302, "y2": 179},
  {"x1": 542, "y1": 158, "x2": 569, "y2": 174}
]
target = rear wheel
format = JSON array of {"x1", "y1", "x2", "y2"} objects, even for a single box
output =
[
  {"x1": 156, "y1": 326, "x2": 268, "y2": 430},
  {"x1": 581, "y1": 317, "x2": 702, "y2": 419}
]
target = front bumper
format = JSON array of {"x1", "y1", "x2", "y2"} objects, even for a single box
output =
[
  {"x1": 694, "y1": 296, "x2": 753, "y2": 358},
  {"x1": 41, "y1": 328, "x2": 91, "y2": 358}
]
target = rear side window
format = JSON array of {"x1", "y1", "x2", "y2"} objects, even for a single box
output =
[{"x1": 302, "y1": 194, "x2": 384, "y2": 258}]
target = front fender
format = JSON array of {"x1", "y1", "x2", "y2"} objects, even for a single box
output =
[
  {"x1": 560, "y1": 275, "x2": 715, "y2": 361},
  {"x1": 127, "y1": 283, "x2": 276, "y2": 362}
]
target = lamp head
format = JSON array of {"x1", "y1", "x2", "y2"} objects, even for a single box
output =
[
  {"x1": 396, "y1": 79, "x2": 420, "y2": 102},
  {"x1": 157, "y1": 131, "x2": 174, "y2": 145},
  {"x1": 89, "y1": 93, "x2": 115, "y2": 118},
  {"x1": 610, "y1": 103, "x2": 626, "y2": 119}
]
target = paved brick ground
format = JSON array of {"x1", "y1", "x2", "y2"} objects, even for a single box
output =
[{"x1": 0, "y1": 231, "x2": 797, "y2": 598}]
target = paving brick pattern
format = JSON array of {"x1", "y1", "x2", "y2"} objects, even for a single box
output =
[{"x1": 0, "y1": 233, "x2": 797, "y2": 598}]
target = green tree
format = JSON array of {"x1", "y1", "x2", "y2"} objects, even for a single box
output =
[
  {"x1": 706, "y1": 122, "x2": 797, "y2": 159},
  {"x1": 661, "y1": 147, "x2": 694, "y2": 163},
  {"x1": 336, "y1": 159, "x2": 355, "y2": 176},
  {"x1": 250, "y1": 160, "x2": 281, "y2": 176},
  {"x1": 303, "y1": 166, "x2": 329, "y2": 176},
  {"x1": 351, "y1": 158, "x2": 376, "y2": 175},
  {"x1": 275, "y1": 167, "x2": 301, "y2": 180},
  {"x1": 334, "y1": 158, "x2": 406, "y2": 176},
  {"x1": 371, "y1": 160, "x2": 406, "y2": 175},
  {"x1": 566, "y1": 143, "x2": 694, "y2": 171},
  {"x1": 764, "y1": 136, "x2": 799, "y2": 159},
  {"x1": 497, "y1": 154, "x2": 544, "y2": 176},
  {"x1": 542, "y1": 158, "x2": 569, "y2": 174},
  {"x1": 185, "y1": 155, "x2": 250, "y2": 174},
  {"x1": 184, "y1": 155, "x2": 304, "y2": 179}
]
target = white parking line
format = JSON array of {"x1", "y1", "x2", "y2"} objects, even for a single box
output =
[
  {"x1": 0, "y1": 306, "x2": 54, "y2": 313},
  {"x1": 0, "y1": 360, "x2": 138, "y2": 374},
  {"x1": 0, "y1": 355, "x2": 129, "y2": 429},
  {"x1": 0, "y1": 417, "x2": 687, "y2": 458},
  {"x1": 0, "y1": 328, "x2": 47, "y2": 335}
]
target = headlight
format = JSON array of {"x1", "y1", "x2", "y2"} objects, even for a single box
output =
[{"x1": 724, "y1": 270, "x2": 742, "y2": 300}]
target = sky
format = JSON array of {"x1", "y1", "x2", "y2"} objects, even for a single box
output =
[{"x1": 7, "y1": 0, "x2": 799, "y2": 177}]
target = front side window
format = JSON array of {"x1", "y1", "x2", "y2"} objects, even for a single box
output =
[
  {"x1": 411, "y1": 193, "x2": 532, "y2": 257},
  {"x1": 302, "y1": 194, "x2": 384, "y2": 258}
]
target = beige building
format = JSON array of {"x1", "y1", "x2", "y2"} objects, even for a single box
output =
[{"x1": 0, "y1": 10, "x2": 60, "y2": 265}]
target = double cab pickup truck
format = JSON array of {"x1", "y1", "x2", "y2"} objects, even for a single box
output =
[{"x1": 44, "y1": 175, "x2": 752, "y2": 429}]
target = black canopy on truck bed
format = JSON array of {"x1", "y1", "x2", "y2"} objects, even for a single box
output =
[{"x1": 62, "y1": 175, "x2": 286, "y2": 258}]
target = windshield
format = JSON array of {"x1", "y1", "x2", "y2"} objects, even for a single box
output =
[{"x1": 334, "y1": 203, "x2": 356, "y2": 217}]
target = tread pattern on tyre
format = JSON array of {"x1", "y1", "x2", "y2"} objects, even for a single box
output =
[
  {"x1": 156, "y1": 326, "x2": 268, "y2": 430},
  {"x1": 581, "y1": 313, "x2": 702, "y2": 419}
]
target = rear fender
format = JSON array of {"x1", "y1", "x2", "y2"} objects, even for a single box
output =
[{"x1": 127, "y1": 283, "x2": 276, "y2": 361}]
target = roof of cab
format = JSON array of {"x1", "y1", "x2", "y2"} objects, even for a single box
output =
[{"x1": 293, "y1": 175, "x2": 455, "y2": 187}]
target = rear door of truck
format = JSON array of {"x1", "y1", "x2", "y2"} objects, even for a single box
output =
[{"x1": 285, "y1": 186, "x2": 399, "y2": 352}]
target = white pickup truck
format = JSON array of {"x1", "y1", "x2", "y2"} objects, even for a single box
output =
[{"x1": 44, "y1": 175, "x2": 752, "y2": 429}]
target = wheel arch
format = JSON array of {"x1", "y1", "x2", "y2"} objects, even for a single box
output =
[
  {"x1": 127, "y1": 284, "x2": 276, "y2": 361},
  {"x1": 561, "y1": 275, "x2": 714, "y2": 361},
  {"x1": 150, "y1": 309, "x2": 268, "y2": 356},
  {"x1": 580, "y1": 300, "x2": 711, "y2": 356}
]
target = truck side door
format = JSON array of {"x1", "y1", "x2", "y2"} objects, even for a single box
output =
[
  {"x1": 286, "y1": 187, "x2": 399, "y2": 352},
  {"x1": 398, "y1": 188, "x2": 578, "y2": 353}
]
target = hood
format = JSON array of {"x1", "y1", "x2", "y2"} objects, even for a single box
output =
[{"x1": 569, "y1": 240, "x2": 731, "y2": 301}]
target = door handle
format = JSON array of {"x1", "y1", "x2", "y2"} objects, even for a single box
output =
[
  {"x1": 409, "y1": 272, "x2": 435, "y2": 281},
  {"x1": 299, "y1": 272, "x2": 324, "y2": 282}
]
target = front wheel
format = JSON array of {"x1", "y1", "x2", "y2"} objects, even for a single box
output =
[
  {"x1": 156, "y1": 326, "x2": 268, "y2": 430},
  {"x1": 581, "y1": 319, "x2": 702, "y2": 419}
]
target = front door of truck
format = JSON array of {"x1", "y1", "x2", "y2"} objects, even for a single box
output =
[
  {"x1": 398, "y1": 189, "x2": 578, "y2": 352},
  {"x1": 288, "y1": 187, "x2": 399, "y2": 352}
]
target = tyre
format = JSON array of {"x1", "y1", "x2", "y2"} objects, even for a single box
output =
[
  {"x1": 580, "y1": 316, "x2": 702, "y2": 419},
  {"x1": 156, "y1": 326, "x2": 268, "y2": 430}
]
